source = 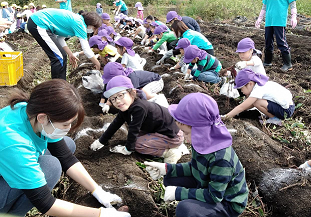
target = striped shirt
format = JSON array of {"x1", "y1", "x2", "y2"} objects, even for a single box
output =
[
  {"x1": 188, "y1": 53, "x2": 222, "y2": 77},
  {"x1": 166, "y1": 146, "x2": 248, "y2": 214}
]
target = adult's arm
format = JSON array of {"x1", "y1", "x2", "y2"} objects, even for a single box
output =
[{"x1": 79, "y1": 38, "x2": 100, "y2": 70}]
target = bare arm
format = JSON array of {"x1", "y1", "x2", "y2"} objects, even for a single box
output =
[{"x1": 226, "y1": 97, "x2": 258, "y2": 118}]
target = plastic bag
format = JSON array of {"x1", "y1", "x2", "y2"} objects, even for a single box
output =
[
  {"x1": 82, "y1": 70, "x2": 105, "y2": 94},
  {"x1": 148, "y1": 94, "x2": 169, "y2": 108},
  {"x1": 220, "y1": 80, "x2": 240, "y2": 98}
]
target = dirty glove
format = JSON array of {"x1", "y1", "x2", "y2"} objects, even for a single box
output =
[
  {"x1": 156, "y1": 50, "x2": 173, "y2": 65},
  {"x1": 145, "y1": 39, "x2": 150, "y2": 46},
  {"x1": 235, "y1": 61, "x2": 247, "y2": 70},
  {"x1": 299, "y1": 161, "x2": 311, "y2": 171},
  {"x1": 99, "y1": 102, "x2": 110, "y2": 114},
  {"x1": 255, "y1": 9, "x2": 266, "y2": 29},
  {"x1": 291, "y1": 8, "x2": 297, "y2": 28},
  {"x1": 184, "y1": 73, "x2": 190, "y2": 80},
  {"x1": 144, "y1": 161, "x2": 166, "y2": 180},
  {"x1": 164, "y1": 186, "x2": 177, "y2": 202},
  {"x1": 141, "y1": 39, "x2": 146, "y2": 45},
  {"x1": 110, "y1": 145, "x2": 132, "y2": 155},
  {"x1": 169, "y1": 66, "x2": 176, "y2": 70},
  {"x1": 90, "y1": 139, "x2": 104, "y2": 151},
  {"x1": 92, "y1": 186, "x2": 122, "y2": 208},
  {"x1": 100, "y1": 207, "x2": 131, "y2": 217},
  {"x1": 73, "y1": 52, "x2": 80, "y2": 58}
]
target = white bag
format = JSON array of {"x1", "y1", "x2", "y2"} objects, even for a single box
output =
[
  {"x1": 82, "y1": 70, "x2": 105, "y2": 94},
  {"x1": 220, "y1": 80, "x2": 240, "y2": 99},
  {"x1": 148, "y1": 94, "x2": 169, "y2": 108}
]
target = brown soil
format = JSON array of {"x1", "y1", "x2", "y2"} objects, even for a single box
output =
[{"x1": 2, "y1": 18, "x2": 311, "y2": 217}]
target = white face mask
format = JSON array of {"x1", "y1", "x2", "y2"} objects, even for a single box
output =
[
  {"x1": 87, "y1": 28, "x2": 94, "y2": 33},
  {"x1": 41, "y1": 119, "x2": 70, "y2": 140}
]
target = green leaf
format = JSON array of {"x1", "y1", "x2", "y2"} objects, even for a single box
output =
[
  {"x1": 258, "y1": 207, "x2": 264, "y2": 216},
  {"x1": 295, "y1": 103, "x2": 303, "y2": 109},
  {"x1": 279, "y1": 137, "x2": 290, "y2": 144},
  {"x1": 136, "y1": 162, "x2": 146, "y2": 169},
  {"x1": 304, "y1": 89, "x2": 311, "y2": 93}
]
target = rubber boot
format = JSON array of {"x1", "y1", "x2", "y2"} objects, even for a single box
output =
[
  {"x1": 161, "y1": 148, "x2": 182, "y2": 164},
  {"x1": 263, "y1": 51, "x2": 273, "y2": 67},
  {"x1": 280, "y1": 52, "x2": 293, "y2": 72}
]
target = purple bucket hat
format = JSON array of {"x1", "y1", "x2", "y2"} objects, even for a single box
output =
[
  {"x1": 143, "y1": 18, "x2": 148, "y2": 25},
  {"x1": 234, "y1": 68, "x2": 269, "y2": 89},
  {"x1": 101, "y1": 13, "x2": 110, "y2": 20},
  {"x1": 97, "y1": 29, "x2": 113, "y2": 42},
  {"x1": 166, "y1": 11, "x2": 182, "y2": 23},
  {"x1": 135, "y1": 19, "x2": 143, "y2": 25},
  {"x1": 115, "y1": 37, "x2": 135, "y2": 57},
  {"x1": 183, "y1": 45, "x2": 208, "y2": 64},
  {"x1": 102, "y1": 62, "x2": 134, "y2": 84},
  {"x1": 135, "y1": 2, "x2": 143, "y2": 10},
  {"x1": 104, "y1": 75, "x2": 134, "y2": 98},
  {"x1": 89, "y1": 35, "x2": 108, "y2": 50},
  {"x1": 153, "y1": 25, "x2": 168, "y2": 35},
  {"x1": 168, "y1": 93, "x2": 232, "y2": 154},
  {"x1": 106, "y1": 26, "x2": 117, "y2": 36},
  {"x1": 175, "y1": 38, "x2": 190, "y2": 50},
  {"x1": 150, "y1": 21, "x2": 159, "y2": 28},
  {"x1": 236, "y1": 37, "x2": 255, "y2": 53}
]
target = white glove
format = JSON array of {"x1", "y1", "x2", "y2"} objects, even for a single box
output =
[
  {"x1": 184, "y1": 73, "x2": 190, "y2": 80},
  {"x1": 164, "y1": 186, "x2": 177, "y2": 202},
  {"x1": 90, "y1": 139, "x2": 104, "y2": 151},
  {"x1": 144, "y1": 161, "x2": 166, "y2": 180},
  {"x1": 156, "y1": 56, "x2": 165, "y2": 65},
  {"x1": 73, "y1": 52, "x2": 79, "y2": 58},
  {"x1": 141, "y1": 39, "x2": 146, "y2": 45},
  {"x1": 235, "y1": 61, "x2": 247, "y2": 70},
  {"x1": 169, "y1": 66, "x2": 175, "y2": 70},
  {"x1": 99, "y1": 102, "x2": 110, "y2": 114},
  {"x1": 220, "y1": 115, "x2": 227, "y2": 119},
  {"x1": 100, "y1": 207, "x2": 131, "y2": 217},
  {"x1": 299, "y1": 161, "x2": 311, "y2": 171},
  {"x1": 92, "y1": 186, "x2": 122, "y2": 208},
  {"x1": 145, "y1": 39, "x2": 150, "y2": 46},
  {"x1": 110, "y1": 145, "x2": 132, "y2": 155}
]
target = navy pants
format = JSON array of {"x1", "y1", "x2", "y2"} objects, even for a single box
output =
[
  {"x1": 164, "y1": 176, "x2": 240, "y2": 217},
  {"x1": 265, "y1": 26, "x2": 290, "y2": 54},
  {"x1": 0, "y1": 137, "x2": 76, "y2": 216}
]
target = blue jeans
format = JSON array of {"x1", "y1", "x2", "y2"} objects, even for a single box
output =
[
  {"x1": 191, "y1": 69, "x2": 221, "y2": 84},
  {"x1": 120, "y1": 10, "x2": 128, "y2": 15},
  {"x1": 0, "y1": 136, "x2": 76, "y2": 216},
  {"x1": 164, "y1": 176, "x2": 240, "y2": 217}
]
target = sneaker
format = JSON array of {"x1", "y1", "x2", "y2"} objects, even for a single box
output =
[{"x1": 259, "y1": 116, "x2": 282, "y2": 126}]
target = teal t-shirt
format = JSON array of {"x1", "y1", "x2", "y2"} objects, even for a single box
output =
[
  {"x1": 116, "y1": 0, "x2": 128, "y2": 11},
  {"x1": 263, "y1": 0, "x2": 295, "y2": 27},
  {"x1": 182, "y1": 29, "x2": 213, "y2": 50},
  {"x1": 57, "y1": 0, "x2": 72, "y2": 11},
  {"x1": 0, "y1": 102, "x2": 60, "y2": 189},
  {"x1": 30, "y1": 8, "x2": 87, "y2": 39}
]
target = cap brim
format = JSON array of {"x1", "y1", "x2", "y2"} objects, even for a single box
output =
[
  {"x1": 127, "y1": 49, "x2": 135, "y2": 57},
  {"x1": 104, "y1": 86, "x2": 128, "y2": 98},
  {"x1": 235, "y1": 48, "x2": 250, "y2": 53},
  {"x1": 183, "y1": 57, "x2": 194, "y2": 64},
  {"x1": 175, "y1": 45, "x2": 182, "y2": 50}
]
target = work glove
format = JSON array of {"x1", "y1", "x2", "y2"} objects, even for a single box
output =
[
  {"x1": 145, "y1": 39, "x2": 150, "y2": 46},
  {"x1": 169, "y1": 66, "x2": 175, "y2": 70},
  {"x1": 110, "y1": 145, "x2": 132, "y2": 155},
  {"x1": 73, "y1": 52, "x2": 80, "y2": 58},
  {"x1": 291, "y1": 8, "x2": 297, "y2": 28},
  {"x1": 141, "y1": 39, "x2": 146, "y2": 45},
  {"x1": 164, "y1": 186, "x2": 177, "y2": 202},
  {"x1": 184, "y1": 73, "x2": 190, "y2": 80},
  {"x1": 299, "y1": 161, "x2": 311, "y2": 171},
  {"x1": 144, "y1": 161, "x2": 167, "y2": 180},
  {"x1": 255, "y1": 9, "x2": 266, "y2": 29},
  {"x1": 99, "y1": 102, "x2": 110, "y2": 114},
  {"x1": 92, "y1": 186, "x2": 122, "y2": 208},
  {"x1": 220, "y1": 115, "x2": 227, "y2": 119},
  {"x1": 90, "y1": 139, "x2": 104, "y2": 151},
  {"x1": 156, "y1": 49, "x2": 174, "y2": 65},
  {"x1": 99, "y1": 207, "x2": 131, "y2": 217},
  {"x1": 235, "y1": 61, "x2": 247, "y2": 70}
]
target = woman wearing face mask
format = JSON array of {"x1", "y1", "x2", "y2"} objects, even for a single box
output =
[
  {"x1": 28, "y1": 9, "x2": 102, "y2": 80},
  {"x1": 0, "y1": 79, "x2": 131, "y2": 217}
]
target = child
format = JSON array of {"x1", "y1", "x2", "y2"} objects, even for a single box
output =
[
  {"x1": 168, "y1": 38, "x2": 190, "y2": 73},
  {"x1": 101, "y1": 13, "x2": 112, "y2": 27},
  {"x1": 29, "y1": 3, "x2": 36, "y2": 13},
  {"x1": 90, "y1": 75, "x2": 184, "y2": 164},
  {"x1": 96, "y1": 3, "x2": 103, "y2": 16},
  {"x1": 115, "y1": 37, "x2": 146, "y2": 71},
  {"x1": 166, "y1": 11, "x2": 200, "y2": 32},
  {"x1": 135, "y1": 2, "x2": 144, "y2": 20},
  {"x1": 183, "y1": 45, "x2": 224, "y2": 85},
  {"x1": 18, "y1": 16, "x2": 28, "y2": 33},
  {"x1": 225, "y1": 68, "x2": 295, "y2": 125},
  {"x1": 130, "y1": 19, "x2": 145, "y2": 39},
  {"x1": 152, "y1": 24, "x2": 177, "y2": 52},
  {"x1": 144, "y1": 92, "x2": 249, "y2": 217},
  {"x1": 105, "y1": 26, "x2": 120, "y2": 42},
  {"x1": 235, "y1": 37, "x2": 266, "y2": 76},
  {"x1": 255, "y1": 0, "x2": 297, "y2": 72}
]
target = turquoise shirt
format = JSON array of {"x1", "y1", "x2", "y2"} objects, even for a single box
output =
[
  {"x1": 0, "y1": 102, "x2": 60, "y2": 189},
  {"x1": 57, "y1": 0, "x2": 72, "y2": 11},
  {"x1": 30, "y1": 8, "x2": 87, "y2": 39},
  {"x1": 116, "y1": 0, "x2": 128, "y2": 11},
  {"x1": 263, "y1": 0, "x2": 295, "y2": 27},
  {"x1": 182, "y1": 29, "x2": 213, "y2": 50}
]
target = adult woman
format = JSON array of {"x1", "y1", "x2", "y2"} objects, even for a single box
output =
[
  {"x1": 28, "y1": 9, "x2": 101, "y2": 80},
  {"x1": 0, "y1": 79, "x2": 130, "y2": 217},
  {"x1": 115, "y1": 0, "x2": 128, "y2": 15}
]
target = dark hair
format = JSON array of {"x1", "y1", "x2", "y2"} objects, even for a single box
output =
[
  {"x1": 81, "y1": 11, "x2": 102, "y2": 28},
  {"x1": 23, "y1": 16, "x2": 27, "y2": 22},
  {"x1": 36, "y1": 5, "x2": 41, "y2": 11},
  {"x1": 91, "y1": 44, "x2": 99, "y2": 49},
  {"x1": 9, "y1": 79, "x2": 85, "y2": 132},
  {"x1": 146, "y1": 15, "x2": 158, "y2": 22},
  {"x1": 171, "y1": 20, "x2": 189, "y2": 37}
]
